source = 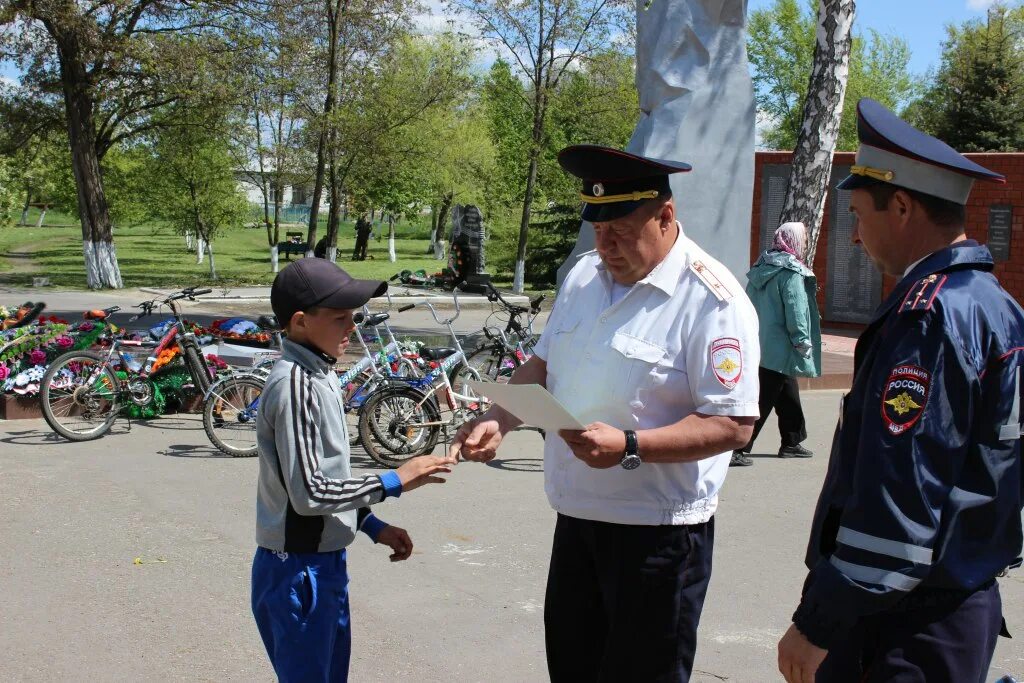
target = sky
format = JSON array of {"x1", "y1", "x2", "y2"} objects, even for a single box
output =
[{"x1": 0, "y1": 0, "x2": 1004, "y2": 85}]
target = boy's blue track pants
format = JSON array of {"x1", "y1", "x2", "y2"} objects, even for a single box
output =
[{"x1": 252, "y1": 547, "x2": 351, "y2": 683}]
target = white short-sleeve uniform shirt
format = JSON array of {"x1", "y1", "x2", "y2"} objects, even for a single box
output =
[{"x1": 532, "y1": 226, "x2": 760, "y2": 526}]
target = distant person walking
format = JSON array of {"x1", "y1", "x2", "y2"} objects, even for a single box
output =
[{"x1": 731, "y1": 221, "x2": 821, "y2": 467}]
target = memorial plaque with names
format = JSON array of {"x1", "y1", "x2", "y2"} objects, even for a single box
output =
[
  {"x1": 825, "y1": 165, "x2": 883, "y2": 323},
  {"x1": 759, "y1": 165, "x2": 791, "y2": 253},
  {"x1": 989, "y1": 204, "x2": 1012, "y2": 262}
]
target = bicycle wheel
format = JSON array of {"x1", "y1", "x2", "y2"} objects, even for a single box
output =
[
  {"x1": 343, "y1": 370, "x2": 382, "y2": 448},
  {"x1": 358, "y1": 386, "x2": 441, "y2": 467},
  {"x1": 40, "y1": 351, "x2": 121, "y2": 441},
  {"x1": 203, "y1": 375, "x2": 263, "y2": 457},
  {"x1": 183, "y1": 343, "x2": 213, "y2": 394},
  {"x1": 465, "y1": 343, "x2": 517, "y2": 383}
]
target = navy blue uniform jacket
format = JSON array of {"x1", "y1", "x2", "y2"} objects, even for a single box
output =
[{"x1": 794, "y1": 241, "x2": 1024, "y2": 648}]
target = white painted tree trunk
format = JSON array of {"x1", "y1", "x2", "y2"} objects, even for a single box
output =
[
  {"x1": 20, "y1": 206, "x2": 29, "y2": 226},
  {"x1": 197, "y1": 238, "x2": 206, "y2": 264},
  {"x1": 185, "y1": 231, "x2": 194, "y2": 251},
  {"x1": 83, "y1": 241, "x2": 123, "y2": 290},
  {"x1": 513, "y1": 258, "x2": 525, "y2": 293},
  {"x1": 780, "y1": 0, "x2": 856, "y2": 263},
  {"x1": 433, "y1": 239, "x2": 445, "y2": 260},
  {"x1": 207, "y1": 241, "x2": 217, "y2": 280},
  {"x1": 35, "y1": 209, "x2": 46, "y2": 228},
  {"x1": 327, "y1": 246, "x2": 337, "y2": 263},
  {"x1": 270, "y1": 244, "x2": 280, "y2": 273},
  {"x1": 388, "y1": 218, "x2": 396, "y2": 263}
]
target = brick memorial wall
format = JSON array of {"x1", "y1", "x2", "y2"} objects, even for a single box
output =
[{"x1": 750, "y1": 151, "x2": 1024, "y2": 328}]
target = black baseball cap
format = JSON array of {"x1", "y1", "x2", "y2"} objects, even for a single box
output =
[{"x1": 271, "y1": 258, "x2": 387, "y2": 326}]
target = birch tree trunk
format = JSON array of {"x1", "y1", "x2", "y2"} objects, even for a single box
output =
[{"x1": 779, "y1": 0, "x2": 855, "y2": 263}]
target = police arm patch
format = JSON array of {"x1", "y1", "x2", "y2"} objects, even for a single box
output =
[
  {"x1": 710, "y1": 337, "x2": 742, "y2": 389},
  {"x1": 881, "y1": 364, "x2": 930, "y2": 435}
]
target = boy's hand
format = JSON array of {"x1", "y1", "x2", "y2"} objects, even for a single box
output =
[
  {"x1": 376, "y1": 525, "x2": 413, "y2": 561},
  {"x1": 395, "y1": 455, "x2": 452, "y2": 492}
]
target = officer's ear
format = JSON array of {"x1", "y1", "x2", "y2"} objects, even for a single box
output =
[
  {"x1": 891, "y1": 189, "x2": 914, "y2": 226},
  {"x1": 656, "y1": 200, "x2": 675, "y2": 230}
]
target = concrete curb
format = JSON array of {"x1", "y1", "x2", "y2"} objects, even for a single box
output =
[{"x1": 137, "y1": 287, "x2": 532, "y2": 309}]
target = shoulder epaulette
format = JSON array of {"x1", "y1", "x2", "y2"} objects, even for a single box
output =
[
  {"x1": 899, "y1": 273, "x2": 948, "y2": 313},
  {"x1": 690, "y1": 260, "x2": 734, "y2": 302}
]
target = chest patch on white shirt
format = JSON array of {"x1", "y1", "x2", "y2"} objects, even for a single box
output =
[{"x1": 710, "y1": 337, "x2": 743, "y2": 389}]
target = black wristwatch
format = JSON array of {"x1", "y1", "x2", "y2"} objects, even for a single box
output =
[{"x1": 620, "y1": 430, "x2": 641, "y2": 470}]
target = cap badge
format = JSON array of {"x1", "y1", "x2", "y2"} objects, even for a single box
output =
[{"x1": 592, "y1": 182, "x2": 604, "y2": 197}]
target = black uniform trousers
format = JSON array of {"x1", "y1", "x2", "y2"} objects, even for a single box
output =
[
  {"x1": 744, "y1": 366, "x2": 807, "y2": 451},
  {"x1": 544, "y1": 513, "x2": 714, "y2": 683},
  {"x1": 816, "y1": 580, "x2": 1003, "y2": 683}
]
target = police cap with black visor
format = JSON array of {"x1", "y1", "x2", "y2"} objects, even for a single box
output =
[{"x1": 558, "y1": 144, "x2": 692, "y2": 222}]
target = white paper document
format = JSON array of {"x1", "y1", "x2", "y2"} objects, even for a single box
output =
[{"x1": 465, "y1": 381, "x2": 587, "y2": 432}]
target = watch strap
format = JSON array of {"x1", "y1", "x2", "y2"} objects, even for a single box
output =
[{"x1": 623, "y1": 429, "x2": 638, "y2": 456}]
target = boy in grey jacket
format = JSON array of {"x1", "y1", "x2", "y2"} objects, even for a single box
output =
[{"x1": 252, "y1": 258, "x2": 452, "y2": 683}]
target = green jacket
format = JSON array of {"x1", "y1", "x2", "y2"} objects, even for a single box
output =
[{"x1": 745, "y1": 250, "x2": 821, "y2": 378}]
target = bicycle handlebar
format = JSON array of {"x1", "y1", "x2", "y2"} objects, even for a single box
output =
[{"x1": 128, "y1": 286, "x2": 208, "y2": 322}]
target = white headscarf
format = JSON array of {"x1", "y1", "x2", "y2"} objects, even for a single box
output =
[{"x1": 773, "y1": 221, "x2": 808, "y2": 264}]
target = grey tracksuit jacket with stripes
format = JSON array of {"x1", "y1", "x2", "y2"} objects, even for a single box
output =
[{"x1": 255, "y1": 339, "x2": 402, "y2": 553}]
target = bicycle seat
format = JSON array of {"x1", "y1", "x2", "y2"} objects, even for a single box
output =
[
  {"x1": 419, "y1": 347, "x2": 457, "y2": 361},
  {"x1": 257, "y1": 314, "x2": 280, "y2": 331}
]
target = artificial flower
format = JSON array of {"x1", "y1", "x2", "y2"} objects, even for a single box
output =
[{"x1": 28, "y1": 349, "x2": 47, "y2": 365}]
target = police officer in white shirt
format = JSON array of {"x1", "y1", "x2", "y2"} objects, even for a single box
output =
[{"x1": 450, "y1": 144, "x2": 761, "y2": 683}]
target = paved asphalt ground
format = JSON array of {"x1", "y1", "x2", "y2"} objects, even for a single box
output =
[{"x1": 1, "y1": 288, "x2": 1022, "y2": 681}]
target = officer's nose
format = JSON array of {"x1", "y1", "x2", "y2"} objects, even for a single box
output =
[{"x1": 851, "y1": 218, "x2": 861, "y2": 245}]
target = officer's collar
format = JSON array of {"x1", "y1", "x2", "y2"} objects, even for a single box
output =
[
  {"x1": 900, "y1": 240, "x2": 993, "y2": 285},
  {"x1": 868, "y1": 240, "x2": 993, "y2": 326}
]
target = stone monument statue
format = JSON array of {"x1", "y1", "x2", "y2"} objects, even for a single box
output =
[{"x1": 558, "y1": 0, "x2": 755, "y2": 284}]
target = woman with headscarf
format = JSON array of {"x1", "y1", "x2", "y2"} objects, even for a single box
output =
[{"x1": 731, "y1": 221, "x2": 821, "y2": 467}]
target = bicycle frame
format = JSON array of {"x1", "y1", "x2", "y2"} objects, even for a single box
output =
[{"x1": 391, "y1": 293, "x2": 489, "y2": 428}]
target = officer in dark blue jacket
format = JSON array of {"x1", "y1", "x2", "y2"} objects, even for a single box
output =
[{"x1": 778, "y1": 98, "x2": 1024, "y2": 683}]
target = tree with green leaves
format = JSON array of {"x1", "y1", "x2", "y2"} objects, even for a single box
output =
[
  {"x1": 749, "y1": 0, "x2": 916, "y2": 152},
  {"x1": 0, "y1": 156, "x2": 17, "y2": 228},
  {"x1": 450, "y1": 0, "x2": 631, "y2": 293},
  {"x1": 481, "y1": 51, "x2": 636, "y2": 282},
  {"x1": 233, "y1": 0, "x2": 315, "y2": 273},
  {"x1": 905, "y1": 4, "x2": 1024, "y2": 152},
  {"x1": 316, "y1": 31, "x2": 475, "y2": 262},
  {"x1": 0, "y1": 0, "x2": 238, "y2": 288},
  {"x1": 147, "y1": 108, "x2": 248, "y2": 281}
]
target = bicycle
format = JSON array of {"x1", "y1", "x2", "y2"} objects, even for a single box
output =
[
  {"x1": 463, "y1": 282, "x2": 544, "y2": 383},
  {"x1": 357, "y1": 291, "x2": 489, "y2": 468},
  {"x1": 39, "y1": 287, "x2": 215, "y2": 441},
  {"x1": 201, "y1": 315, "x2": 282, "y2": 457},
  {"x1": 339, "y1": 305, "x2": 424, "y2": 448}
]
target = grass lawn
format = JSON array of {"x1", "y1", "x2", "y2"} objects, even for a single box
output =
[{"x1": 0, "y1": 220, "x2": 448, "y2": 289}]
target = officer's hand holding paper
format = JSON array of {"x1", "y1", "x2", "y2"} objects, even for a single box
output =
[{"x1": 464, "y1": 380, "x2": 587, "y2": 431}]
